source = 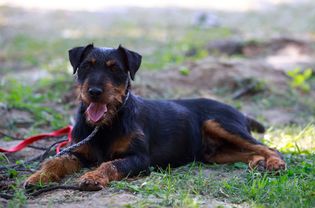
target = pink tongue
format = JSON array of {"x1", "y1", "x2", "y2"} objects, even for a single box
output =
[{"x1": 86, "y1": 103, "x2": 108, "y2": 123}]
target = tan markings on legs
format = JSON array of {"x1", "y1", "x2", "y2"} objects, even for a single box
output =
[
  {"x1": 24, "y1": 155, "x2": 81, "y2": 187},
  {"x1": 205, "y1": 149, "x2": 254, "y2": 164},
  {"x1": 203, "y1": 120, "x2": 286, "y2": 170},
  {"x1": 79, "y1": 159, "x2": 123, "y2": 191},
  {"x1": 204, "y1": 120, "x2": 278, "y2": 158},
  {"x1": 24, "y1": 144, "x2": 93, "y2": 187},
  {"x1": 204, "y1": 146, "x2": 266, "y2": 170}
]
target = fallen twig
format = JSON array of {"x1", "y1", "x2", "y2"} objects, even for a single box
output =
[
  {"x1": 0, "y1": 193, "x2": 13, "y2": 200},
  {"x1": 54, "y1": 126, "x2": 99, "y2": 157},
  {"x1": 232, "y1": 82, "x2": 258, "y2": 100}
]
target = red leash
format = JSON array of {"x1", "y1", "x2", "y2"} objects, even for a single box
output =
[{"x1": 0, "y1": 125, "x2": 73, "y2": 154}]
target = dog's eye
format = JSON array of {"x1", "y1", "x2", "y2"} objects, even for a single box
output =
[
  {"x1": 106, "y1": 60, "x2": 117, "y2": 71},
  {"x1": 108, "y1": 65, "x2": 119, "y2": 72}
]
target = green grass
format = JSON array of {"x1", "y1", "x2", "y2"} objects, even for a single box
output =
[
  {"x1": 110, "y1": 154, "x2": 314, "y2": 207},
  {"x1": 0, "y1": 77, "x2": 71, "y2": 129},
  {"x1": 1, "y1": 27, "x2": 230, "y2": 72},
  {"x1": 262, "y1": 124, "x2": 315, "y2": 154},
  {"x1": 6, "y1": 177, "x2": 27, "y2": 208},
  {"x1": 223, "y1": 154, "x2": 314, "y2": 208}
]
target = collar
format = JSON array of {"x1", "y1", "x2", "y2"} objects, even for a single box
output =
[{"x1": 119, "y1": 77, "x2": 131, "y2": 110}]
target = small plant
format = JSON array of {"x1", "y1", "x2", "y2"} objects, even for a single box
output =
[
  {"x1": 287, "y1": 68, "x2": 313, "y2": 92},
  {"x1": 7, "y1": 178, "x2": 27, "y2": 208},
  {"x1": 179, "y1": 67, "x2": 191, "y2": 76}
]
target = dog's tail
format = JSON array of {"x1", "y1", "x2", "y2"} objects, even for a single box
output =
[{"x1": 246, "y1": 116, "x2": 265, "y2": 133}]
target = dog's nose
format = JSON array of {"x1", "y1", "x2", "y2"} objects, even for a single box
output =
[{"x1": 88, "y1": 87, "x2": 103, "y2": 97}]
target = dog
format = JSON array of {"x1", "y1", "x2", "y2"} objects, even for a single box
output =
[{"x1": 24, "y1": 44, "x2": 286, "y2": 191}]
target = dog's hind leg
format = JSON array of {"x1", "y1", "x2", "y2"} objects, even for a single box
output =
[
  {"x1": 203, "y1": 145, "x2": 266, "y2": 171},
  {"x1": 24, "y1": 144, "x2": 94, "y2": 188},
  {"x1": 202, "y1": 120, "x2": 285, "y2": 171}
]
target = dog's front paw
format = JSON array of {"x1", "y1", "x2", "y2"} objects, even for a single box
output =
[
  {"x1": 24, "y1": 171, "x2": 58, "y2": 189},
  {"x1": 79, "y1": 171, "x2": 109, "y2": 191},
  {"x1": 266, "y1": 156, "x2": 286, "y2": 171}
]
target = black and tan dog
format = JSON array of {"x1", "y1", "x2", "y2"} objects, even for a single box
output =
[{"x1": 24, "y1": 44, "x2": 286, "y2": 191}]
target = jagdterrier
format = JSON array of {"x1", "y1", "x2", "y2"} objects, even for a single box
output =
[{"x1": 24, "y1": 44, "x2": 286, "y2": 191}]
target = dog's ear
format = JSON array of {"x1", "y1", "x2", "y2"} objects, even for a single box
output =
[
  {"x1": 118, "y1": 45, "x2": 142, "y2": 80},
  {"x1": 68, "y1": 44, "x2": 94, "y2": 74}
]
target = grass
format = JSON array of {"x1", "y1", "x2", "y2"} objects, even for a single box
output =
[
  {"x1": 224, "y1": 159, "x2": 314, "y2": 208},
  {"x1": 6, "y1": 177, "x2": 27, "y2": 208},
  {"x1": 109, "y1": 154, "x2": 314, "y2": 207},
  {"x1": 0, "y1": 77, "x2": 71, "y2": 130},
  {"x1": 1, "y1": 24, "x2": 231, "y2": 73},
  {"x1": 263, "y1": 124, "x2": 315, "y2": 154}
]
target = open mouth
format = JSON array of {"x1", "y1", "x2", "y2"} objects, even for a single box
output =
[{"x1": 86, "y1": 102, "x2": 108, "y2": 123}]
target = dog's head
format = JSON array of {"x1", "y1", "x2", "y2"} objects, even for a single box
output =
[{"x1": 69, "y1": 44, "x2": 142, "y2": 125}]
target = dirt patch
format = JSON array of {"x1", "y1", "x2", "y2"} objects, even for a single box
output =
[
  {"x1": 136, "y1": 38, "x2": 314, "y2": 99},
  {"x1": 135, "y1": 57, "x2": 288, "y2": 98},
  {"x1": 0, "y1": 107, "x2": 34, "y2": 129},
  {"x1": 206, "y1": 37, "x2": 315, "y2": 71},
  {"x1": 134, "y1": 56, "x2": 295, "y2": 125},
  {"x1": 26, "y1": 190, "x2": 138, "y2": 208},
  {"x1": 132, "y1": 37, "x2": 315, "y2": 125},
  {"x1": 258, "y1": 108, "x2": 296, "y2": 125},
  {"x1": 25, "y1": 188, "x2": 245, "y2": 208}
]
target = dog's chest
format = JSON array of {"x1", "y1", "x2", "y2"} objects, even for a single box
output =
[
  {"x1": 91, "y1": 130, "x2": 134, "y2": 161},
  {"x1": 107, "y1": 135, "x2": 133, "y2": 158}
]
